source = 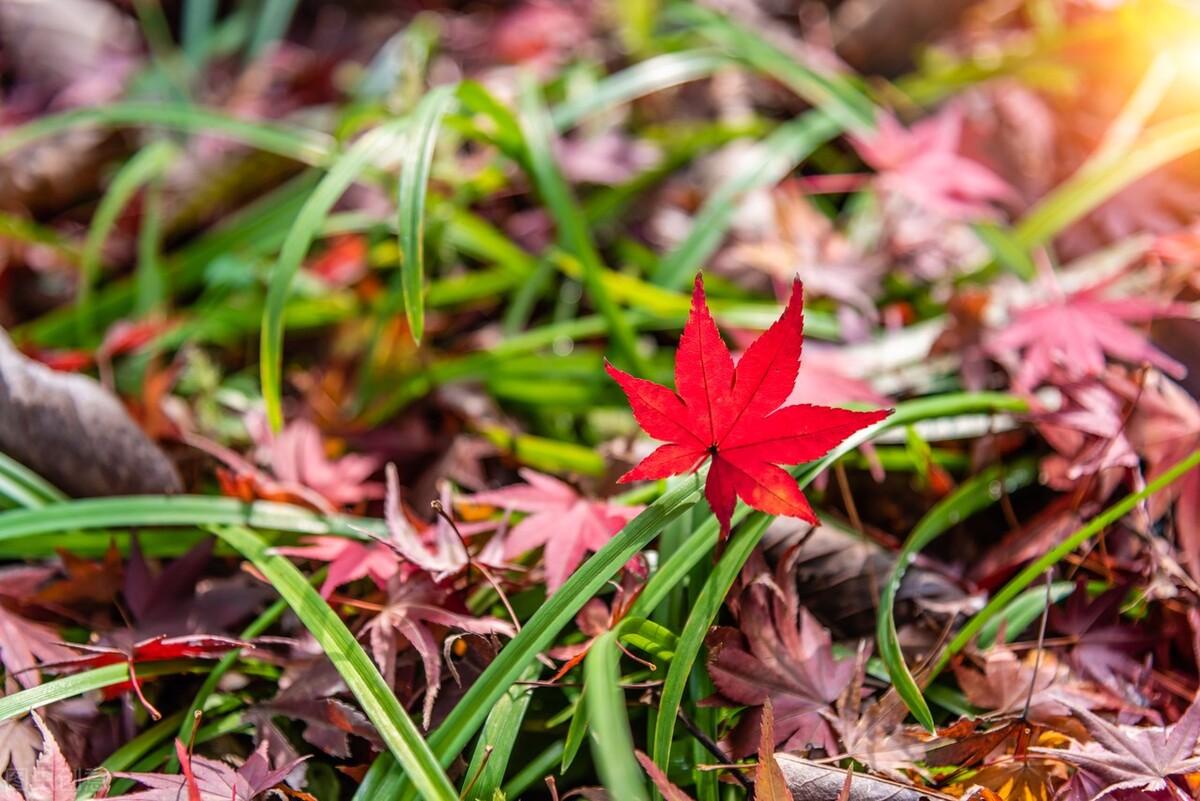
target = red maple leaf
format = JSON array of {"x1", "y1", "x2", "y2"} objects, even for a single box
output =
[
  {"x1": 605, "y1": 274, "x2": 890, "y2": 536},
  {"x1": 45, "y1": 634, "x2": 247, "y2": 719}
]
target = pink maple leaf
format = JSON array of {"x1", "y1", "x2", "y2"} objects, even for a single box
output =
[
  {"x1": 985, "y1": 288, "x2": 1191, "y2": 392},
  {"x1": 279, "y1": 465, "x2": 500, "y2": 597},
  {"x1": 246, "y1": 412, "x2": 383, "y2": 509},
  {"x1": 0, "y1": 713, "x2": 74, "y2": 801},
  {"x1": 468, "y1": 469, "x2": 643, "y2": 593},
  {"x1": 851, "y1": 105, "x2": 1016, "y2": 221}
]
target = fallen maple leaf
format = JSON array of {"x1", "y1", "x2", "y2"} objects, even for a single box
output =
[
  {"x1": 953, "y1": 646, "x2": 1095, "y2": 726},
  {"x1": 0, "y1": 713, "x2": 74, "y2": 801},
  {"x1": 246, "y1": 412, "x2": 384, "y2": 510},
  {"x1": 358, "y1": 574, "x2": 514, "y2": 729},
  {"x1": 45, "y1": 634, "x2": 247, "y2": 719},
  {"x1": 985, "y1": 287, "x2": 1191, "y2": 392},
  {"x1": 706, "y1": 548, "x2": 856, "y2": 757},
  {"x1": 0, "y1": 566, "x2": 76, "y2": 688},
  {"x1": 756, "y1": 700, "x2": 794, "y2": 801},
  {"x1": 1033, "y1": 696, "x2": 1200, "y2": 801},
  {"x1": 606, "y1": 274, "x2": 890, "y2": 536},
  {"x1": 851, "y1": 105, "x2": 1016, "y2": 221},
  {"x1": 468, "y1": 469, "x2": 642, "y2": 592},
  {"x1": 107, "y1": 739, "x2": 304, "y2": 800},
  {"x1": 280, "y1": 465, "x2": 501, "y2": 596}
]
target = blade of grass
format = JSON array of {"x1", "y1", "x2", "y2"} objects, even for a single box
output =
[
  {"x1": 650, "y1": 111, "x2": 841, "y2": 288},
  {"x1": 248, "y1": 0, "x2": 300, "y2": 58},
  {"x1": 396, "y1": 85, "x2": 456, "y2": 342},
  {"x1": 977, "y1": 581, "x2": 1075, "y2": 651},
  {"x1": 675, "y1": 3, "x2": 877, "y2": 133},
  {"x1": 0, "y1": 662, "x2": 203, "y2": 720},
  {"x1": 0, "y1": 495, "x2": 386, "y2": 544},
  {"x1": 261, "y1": 119, "x2": 407, "y2": 430},
  {"x1": 206, "y1": 524, "x2": 459, "y2": 801},
  {"x1": 182, "y1": 0, "x2": 218, "y2": 68},
  {"x1": 17, "y1": 172, "x2": 321, "y2": 348},
  {"x1": 0, "y1": 103, "x2": 333, "y2": 166},
  {"x1": 77, "y1": 140, "x2": 177, "y2": 339},
  {"x1": 1015, "y1": 113, "x2": 1200, "y2": 248},
  {"x1": 135, "y1": 172, "x2": 167, "y2": 315},
  {"x1": 516, "y1": 75, "x2": 647, "y2": 375},
  {"x1": 551, "y1": 51, "x2": 729, "y2": 130},
  {"x1": 462, "y1": 663, "x2": 542, "y2": 800},
  {"x1": 0, "y1": 453, "x2": 66, "y2": 509},
  {"x1": 935, "y1": 447, "x2": 1200, "y2": 674},
  {"x1": 876, "y1": 458, "x2": 1039, "y2": 731},
  {"x1": 585, "y1": 625, "x2": 651, "y2": 801}
]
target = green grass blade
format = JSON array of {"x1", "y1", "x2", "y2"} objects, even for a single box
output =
[
  {"x1": 207, "y1": 524, "x2": 459, "y2": 801},
  {"x1": 1015, "y1": 113, "x2": 1200, "y2": 248},
  {"x1": 397, "y1": 85, "x2": 456, "y2": 342},
  {"x1": 676, "y1": 3, "x2": 877, "y2": 133},
  {"x1": 260, "y1": 119, "x2": 406, "y2": 430},
  {"x1": 650, "y1": 112, "x2": 841, "y2": 288},
  {"x1": 551, "y1": 51, "x2": 729, "y2": 130},
  {"x1": 77, "y1": 140, "x2": 177, "y2": 338},
  {"x1": 936, "y1": 447, "x2": 1200, "y2": 674},
  {"x1": 182, "y1": 0, "x2": 218, "y2": 67},
  {"x1": 585, "y1": 627, "x2": 650, "y2": 801},
  {"x1": 0, "y1": 452, "x2": 66, "y2": 509},
  {"x1": 248, "y1": 0, "x2": 300, "y2": 58},
  {"x1": 516, "y1": 76, "x2": 647, "y2": 375},
  {"x1": 135, "y1": 173, "x2": 168, "y2": 314},
  {"x1": 0, "y1": 662, "x2": 200, "y2": 720},
  {"x1": 0, "y1": 103, "x2": 333, "y2": 165},
  {"x1": 875, "y1": 458, "x2": 1039, "y2": 732},
  {"x1": 462, "y1": 664, "x2": 542, "y2": 800},
  {"x1": 0, "y1": 495, "x2": 385, "y2": 544},
  {"x1": 977, "y1": 581, "x2": 1075, "y2": 651},
  {"x1": 649, "y1": 514, "x2": 766, "y2": 776}
]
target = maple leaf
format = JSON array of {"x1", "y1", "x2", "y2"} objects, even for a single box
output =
[
  {"x1": 953, "y1": 646, "x2": 1096, "y2": 726},
  {"x1": 245, "y1": 411, "x2": 384, "y2": 509},
  {"x1": 0, "y1": 713, "x2": 75, "y2": 801},
  {"x1": 606, "y1": 274, "x2": 890, "y2": 537},
  {"x1": 756, "y1": 700, "x2": 794, "y2": 801},
  {"x1": 280, "y1": 465, "x2": 501, "y2": 596},
  {"x1": 732, "y1": 181, "x2": 883, "y2": 320},
  {"x1": 1033, "y1": 696, "x2": 1200, "y2": 801},
  {"x1": 468, "y1": 469, "x2": 642, "y2": 592},
  {"x1": 358, "y1": 573, "x2": 514, "y2": 729},
  {"x1": 1116, "y1": 370, "x2": 1200, "y2": 581},
  {"x1": 850, "y1": 105, "x2": 1016, "y2": 221},
  {"x1": 706, "y1": 548, "x2": 856, "y2": 757},
  {"x1": 0, "y1": 566, "x2": 75, "y2": 688},
  {"x1": 45, "y1": 634, "x2": 247, "y2": 719},
  {"x1": 984, "y1": 287, "x2": 1190, "y2": 392},
  {"x1": 1048, "y1": 582, "x2": 1152, "y2": 690},
  {"x1": 107, "y1": 739, "x2": 304, "y2": 800},
  {"x1": 635, "y1": 750, "x2": 694, "y2": 801},
  {"x1": 1034, "y1": 374, "x2": 1140, "y2": 490}
]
